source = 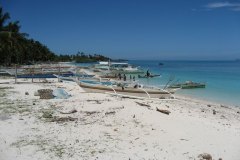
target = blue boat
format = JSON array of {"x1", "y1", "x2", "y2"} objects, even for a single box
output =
[{"x1": 17, "y1": 74, "x2": 57, "y2": 78}]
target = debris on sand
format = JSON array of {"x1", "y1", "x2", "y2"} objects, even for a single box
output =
[
  {"x1": 50, "y1": 116, "x2": 78, "y2": 123},
  {"x1": 42, "y1": 110, "x2": 77, "y2": 123},
  {"x1": 135, "y1": 102, "x2": 151, "y2": 109},
  {"x1": 105, "y1": 111, "x2": 116, "y2": 115},
  {"x1": 38, "y1": 89, "x2": 54, "y2": 99},
  {"x1": 83, "y1": 111, "x2": 100, "y2": 115},
  {"x1": 213, "y1": 109, "x2": 216, "y2": 115},
  {"x1": 42, "y1": 111, "x2": 53, "y2": 119},
  {"x1": 87, "y1": 99, "x2": 102, "y2": 104},
  {"x1": 59, "y1": 109, "x2": 77, "y2": 114},
  {"x1": 197, "y1": 153, "x2": 212, "y2": 160},
  {"x1": 156, "y1": 107, "x2": 171, "y2": 115}
]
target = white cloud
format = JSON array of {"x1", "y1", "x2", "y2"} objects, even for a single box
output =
[{"x1": 205, "y1": 1, "x2": 240, "y2": 11}]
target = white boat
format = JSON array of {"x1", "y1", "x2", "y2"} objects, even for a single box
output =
[
  {"x1": 78, "y1": 80, "x2": 176, "y2": 99},
  {"x1": 93, "y1": 61, "x2": 144, "y2": 74}
]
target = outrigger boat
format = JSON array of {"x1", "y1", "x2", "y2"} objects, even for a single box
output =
[
  {"x1": 17, "y1": 71, "x2": 74, "y2": 79},
  {"x1": 168, "y1": 81, "x2": 206, "y2": 89},
  {"x1": 138, "y1": 74, "x2": 160, "y2": 78},
  {"x1": 78, "y1": 80, "x2": 177, "y2": 99},
  {"x1": 92, "y1": 61, "x2": 144, "y2": 74}
]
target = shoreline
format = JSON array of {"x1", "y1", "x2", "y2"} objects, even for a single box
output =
[
  {"x1": 175, "y1": 93, "x2": 240, "y2": 108},
  {"x1": 0, "y1": 77, "x2": 240, "y2": 160}
]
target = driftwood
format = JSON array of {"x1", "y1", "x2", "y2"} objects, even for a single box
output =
[
  {"x1": 87, "y1": 100, "x2": 102, "y2": 104},
  {"x1": 156, "y1": 107, "x2": 171, "y2": 115},
  {"x1": 135, "y1": 102, "x2": 151, "y2": 109},
  {"x1": 105, "y1": 111, "x2": 116, "y2": 115},
  {"x1": 84, "y1": 111, "x2": 100, "y2": 115},
  {"x1": 59, "y1": 109, "x2": 77, "y2": 114}
]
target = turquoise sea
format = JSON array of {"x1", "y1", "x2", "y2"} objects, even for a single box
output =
[
  {"x1": 75, "y1": 60, "x2": 240, "y2": 106},
  {"x1": 129, "y1": 60, "x2": 240, "y2": 106}
]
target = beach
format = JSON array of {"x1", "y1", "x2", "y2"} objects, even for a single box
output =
[{"x1": 0, "y1": 77, "x2": 240, "y2": 160}]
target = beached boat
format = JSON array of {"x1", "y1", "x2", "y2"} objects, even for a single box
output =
[
  {"x1": 79, "y1": 80, "x2": 176, "y2": 99},
  {"x1": 0, "y1": 70, "x2": 13, "y2": 76},
  {"x1": 17, "y1": 73, "x2": 57, "y2": 79},
  {"x1": 16, "y1": 71, "x2": 74, "y2": 79},
  {"x1": 168, "y1": 81, "x2": 206, "y2": 89}
]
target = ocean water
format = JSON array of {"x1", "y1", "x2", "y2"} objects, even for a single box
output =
[{"x1": 129, "y1": 60, "x2": 240, "y2": 106}]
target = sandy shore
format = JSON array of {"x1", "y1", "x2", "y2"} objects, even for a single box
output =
[{"x1": 0, "y1": 78, "x2": 240, "y2": 160}]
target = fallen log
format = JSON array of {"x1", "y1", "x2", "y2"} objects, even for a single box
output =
[{"x1": 156, "y1": 107, "x2": 171, "y2": 115}]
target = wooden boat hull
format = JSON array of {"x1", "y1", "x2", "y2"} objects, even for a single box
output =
[
  {"x1": 79, "y1": 82, "x2": 174, "y2": 99},
  {"x1": 169, "y1": 83, "x2": 206, "y2": 89},
  {"x1": 181, "y1": 84, "x2": 205, "y2": 89}
]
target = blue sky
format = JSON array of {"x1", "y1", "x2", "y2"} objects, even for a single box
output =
[{"x1": 1, "y1": 0, "x2": 240, "y2": 60}]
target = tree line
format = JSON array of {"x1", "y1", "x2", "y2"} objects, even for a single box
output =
[
  {"x1": 0, "y1": 7, "x2": 110, "y2": 66},
  {"x1": 57, "y1": 52, "x2": 111, "y2": 63}
]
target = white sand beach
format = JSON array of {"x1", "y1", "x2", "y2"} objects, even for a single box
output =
[{"x1": 0, "y1": 78, "x2": 240, "y2": 160}]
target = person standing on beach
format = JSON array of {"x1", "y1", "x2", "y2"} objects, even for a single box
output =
[
  {"x1": 118, "y1": 73, "x2": 122, "y2": 80},
  {"x1": 123, "y1": 74, "x2": 126, "y2": 81}
]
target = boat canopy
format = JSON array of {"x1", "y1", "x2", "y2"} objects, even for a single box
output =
[{"x1": 99, "y1": 61, "x2": 128, "y2": 65}]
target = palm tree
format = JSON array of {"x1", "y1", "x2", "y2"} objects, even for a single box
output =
[
  {"x1": 0, "y1": 7, "x2": 29, "y2": 65},
  {"x1": 0, "y1": 7, "x2": 10, "y2": 29},
  {"x1": 0, "y1": 6, "x2": 56, "y2": 65}
]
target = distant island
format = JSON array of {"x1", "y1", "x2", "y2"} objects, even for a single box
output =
[{"x1": 0, "y1": 7, "x2": 111, "y2": 66}]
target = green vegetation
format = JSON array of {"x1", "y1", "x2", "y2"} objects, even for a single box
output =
[
  {"x1": 56, "y1": 52, "x2": 110, "y2": 63},
  {"x1": 0, "y1": 7, "x2": 56, "y2": 65},
  {"x1": 0, "y1": 7, "x2": 110, "y2": 66}
]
